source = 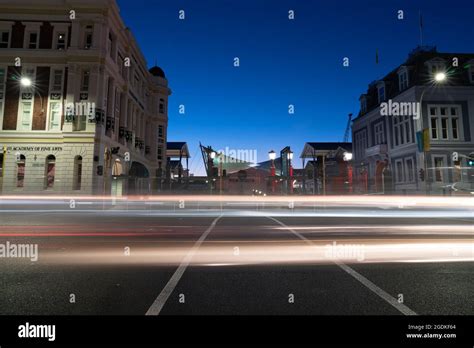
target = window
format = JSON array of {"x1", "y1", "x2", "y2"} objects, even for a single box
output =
[
  {"x1": 20, "y1": 101, "x2": 32, "y2": 130},
  {"x1": 81, "y1": 70, "x2": 90, "y2": 92},
  {"x1": 377, "y1": 84, "x2": 385, "y2": 103},
  {"x1": 49, "y1": 102, "x2": 61, "y2": 130},
  {"x1": 452, "y1": 118, "x2": 459, "y2": 140},
  {"x1": 157, "y1": 147, "x2": 163, "y2": 160},
  {"x1": 159, "y1": 99, "x2": 165, "y2": 114},
  {"x1": 56, "y1": 32, "x2": 66, "y2": 50},
  {"x1": 428, "y1": 105, "x2": 461, "y2": 141},
  {"x1": 44, "y1": 155, "x2": 56, "y2": 189},
  {"x1": 398, "y1": 69, "x2": 408, "y2": 91},
  {"x1": 405, "y1": 158, "x2": 414, "y2": 182},
  {"x1": 84, "y1": 26, "x2": 93, "y2": 49},
  {"x1": 73, "y1": 156, "x2": 82, "y2": 190},
  {"x1": 27, "y1": 32, "x2": 38, "y2": 49},
  {"x1": 393, "y1": 116, "x2": 412, "y2": 147},
  {"x1": 158, "y1": 125, "x2": 164, "y2": 138},
  {"x1": 374, "y1": 122, "x2": 385, "y2": 145},
  {"x1": 114, "y1": 89, "x2": 121, "y2": 119},
  {"x1": 429, "y1": 62, "x2": 445, "y2": 74},
  {"x1": 17, "y1": 155, "x2": 26, "y2": 188},
  {"x1": 0, "y1": 68, "x2": 5, "y2": 118},
  {"x1": 51, "y1": 69, "x2": 63, "y2": 92},
  {"x1": 354, "y1": 129, "x2": 367, "y2": 160},
  {"x1": 433, "y1": 157, "x2": 445, "y2": 182},
  {"x1": 0, "y1": 31, "x2": 9, "y2": 48},
  {"x1": 395, "y1": 159, "x2": 404, "y2": 183}
]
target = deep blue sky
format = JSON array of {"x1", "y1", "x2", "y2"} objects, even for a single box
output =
[{"x1": 117, "y1": 0, "x2": 474, "y2": 174}]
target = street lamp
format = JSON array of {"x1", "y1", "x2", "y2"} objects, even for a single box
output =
[
  {"x1": 268, "y1": 150, "x2": 276, "y2": 194},
  {"x1": 434, "y1": 72, "x2": 446, "y2": 82},
  {"x1": 287, "y1": 150, "x2": 294, "y2": 194},
  {"x1": 418, "y1": 71, "x2": 448, "y2": 195},
  {"x1": 20, "y1": 77, "x2": 32, "y2": 87}
]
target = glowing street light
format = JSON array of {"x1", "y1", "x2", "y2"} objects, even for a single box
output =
[
  {"x1": 343, "y1": 152, "x2": 353, "y2": 161},
  {"x1": 434, "y1": 72, "x2": 446, "y2": 82},
  {"x1": 269, "y1": 150, "x2": 276, "y2": 194},
  {"x1": 20, "y1": 77, "x2": 32, "y2": 87}
]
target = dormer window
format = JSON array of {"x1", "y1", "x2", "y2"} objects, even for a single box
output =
[
  {"x1": 425, "y1": 58, "x2": 446, "y2": 77},
  {"x1": 468, "y1": 61, "x2": 474, "y2": 84},
  {"x1": 398, "y1": 66, "x2": 409, "y2": 91},
  {"x1": 377, "y1": 82, "x2": 386, "y2": 103}
]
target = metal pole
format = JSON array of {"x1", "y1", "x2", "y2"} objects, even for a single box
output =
[{"x1": 322, "y1": 155, "x2": 326, "y2": 195}]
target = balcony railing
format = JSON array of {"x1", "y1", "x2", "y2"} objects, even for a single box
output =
[{"x1": 365, "y1": 144, "x2": 388, "y2": 157}]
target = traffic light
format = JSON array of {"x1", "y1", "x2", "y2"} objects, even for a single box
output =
[
  {"x1": 419, "y1": 168, "x2": 425, "y2": 181},
  {"x1": 468, "y1": 159, "x2": 474, "y2": 167}
]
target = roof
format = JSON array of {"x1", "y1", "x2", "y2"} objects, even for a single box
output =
[
  {"x1": 149, "y1": 66, "x2": 166, "y2": 78},
  {"x1": 306, "y1": 142, "x2": 352, "y2": 151},
  {"x1": 167, "y1": 142, "x2": 186, "y2": 150},
  {"x1": 300, "y1": 142, "x2": 352, "y2": 158},
  {"x1": 356, "y1": 47, "x2": 474, "y2": 119},
  {"x1": 166, "y1": 142, "x2": 190, "y2": 158}
]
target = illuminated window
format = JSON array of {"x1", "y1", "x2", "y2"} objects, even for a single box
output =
[
  {"x1": 56, "y1": 32, "x2": 66, "y2": 50},
  {"x1": 17, "y1": 155, "x2": 26, "y2": 188},
  {"x1": 44, "y1": 155, "x2": 56, "y2": 189}
]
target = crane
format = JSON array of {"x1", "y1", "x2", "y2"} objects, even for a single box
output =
[{"x1": 343, "y1": 113, "x2": 353, "y2": 142}]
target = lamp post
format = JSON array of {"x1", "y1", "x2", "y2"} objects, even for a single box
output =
[
  {"x1": 287, "y1": 150, "x2": 294, "y2": 195},
  {"x1": 343, "y1": 152, "x2": 353, "y2": 194},
  {"x1": 210, "y1": 151, "x2": 216, "y2": 195},
  {"x1": 418, "y1": 71, "x2": 447, "y2": 195},
  {"x1": 268, "y1": 150, "x2": 276, "y2": 194}
]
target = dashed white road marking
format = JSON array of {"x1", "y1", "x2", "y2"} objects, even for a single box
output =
[
  {"x1": 266, "y1": 216, "x2": 417, "y2": 316},
  {"x1": 145, "y1": 215, "x2": 223, "y2": 315}
]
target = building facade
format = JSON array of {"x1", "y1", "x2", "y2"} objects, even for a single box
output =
[
  {"x1": 0, "y1": 0, "x2": 171, "y2": 195},
  {"x1": 352, "y1": 47, "x2": 474, "y2": 194}
]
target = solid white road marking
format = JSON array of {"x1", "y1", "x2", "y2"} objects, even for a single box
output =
[
  {"x1": 266, "y1": 216, "x2": 417, "y2": 316},
  {"x1": 145, "y1": 215, "x2": 223, "y2": 315}
]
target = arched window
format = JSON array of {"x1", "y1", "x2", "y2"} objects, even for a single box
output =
[
  {"x1": 159, "y1": 98, "x2": 165, "y2": 114},
  {"x1": 73, "y1": 156, "x2": 82, "y2": 190},
  {"x1": 17, "y1": 155, "x2": 26, "y2": 188},
  {"x1": 45, "y1": 155, "x2": 56, "y2": 189}
]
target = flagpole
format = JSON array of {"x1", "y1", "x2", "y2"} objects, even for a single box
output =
[{"x1": 419, "y1": 11, "x2": 423, "y2": 46}]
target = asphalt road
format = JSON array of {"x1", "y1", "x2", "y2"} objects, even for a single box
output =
[{"x1": 0, "y1": 201, "x2": 473, "y2": 316}]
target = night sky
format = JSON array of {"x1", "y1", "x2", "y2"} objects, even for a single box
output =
[{"x1": 117, "y1": 0, "x2": 474, "y2": 174}]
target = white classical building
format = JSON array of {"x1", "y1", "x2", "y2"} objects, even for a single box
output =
[{"x1": 0, "y1": 0, "x2": 171, "y2": 195}]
